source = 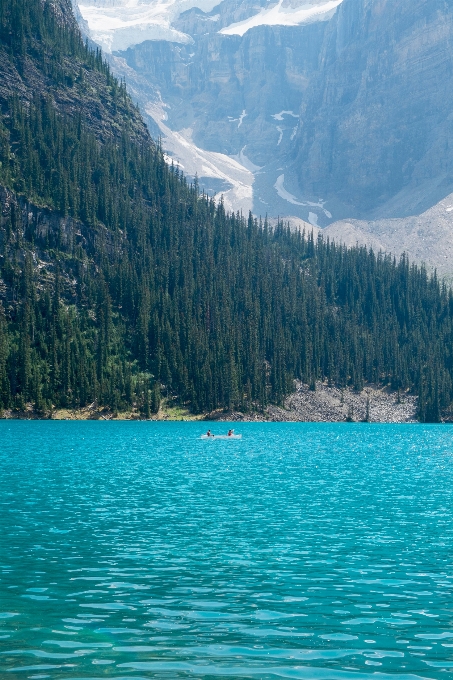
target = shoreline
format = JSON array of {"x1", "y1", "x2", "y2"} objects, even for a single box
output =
[{"x1": 0, "y1": 382, "x2": 423, "y2": 423}]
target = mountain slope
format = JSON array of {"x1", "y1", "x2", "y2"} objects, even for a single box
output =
[
  {"x1": 2, "y1": 0, "x2": 453, "y2": 422},
  {"x1": 0, "y1": 0, "x2": 148, "y2": 144},
  {"x1": 75, "y1": 0, "x2": 338, "y2": 219}
]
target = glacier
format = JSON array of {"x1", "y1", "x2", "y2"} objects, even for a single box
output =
[
  {"x1": 77, "y1": 0, "x2": 343, "y2": 50},
  {"x1": 219, "y1": 0, "x2": 343, "y2": 37},
  {"x1": 74, "y1": 0, "x2": 342, "y2": 223},
  {"x1": 78, "y1": 0, "x2": 220, "y2": 51}
]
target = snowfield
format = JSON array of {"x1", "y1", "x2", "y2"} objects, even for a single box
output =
[
  {"x1": 145, "y1": 101, "x2": 255, "y2": 215},
  {"x1": 219, "y1": 0, "x2": 343, "y2": 37}
]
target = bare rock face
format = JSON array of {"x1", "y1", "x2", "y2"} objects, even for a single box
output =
[
  {"x1": 74, "y1": 0, "x2": 453, "y2": 265},
  {"x1": 293, "y1": 0, "x2": 453, "y2": 219},
  {"x1": 117, "y1": 21, "x2": 327, "y2": 165}
]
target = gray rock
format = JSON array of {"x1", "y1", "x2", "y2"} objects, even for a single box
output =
[
  {"x1": 293, "y1": 0, "x2": 453, "y2": 219},
  {"x1": 212, "y1": 381, "x2": 419, "y2": 422}
]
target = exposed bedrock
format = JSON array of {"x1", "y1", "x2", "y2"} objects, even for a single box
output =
[
  {"x1": 118, "y1": 21, "x2": 326, "y2": 165},
  {"x1": 293, "y1": 0, "x2": 453, "y2": 218},
  {"x1": 74, "y1": 0, "x2": 453, "y2": 265}
]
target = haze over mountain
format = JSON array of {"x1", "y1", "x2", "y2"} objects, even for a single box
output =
[
  {"x1": 295, "y1": 0, "x2": 453, "y2": 221},
  {"x1": 74, "y1": 0, "x2": 342, "y2": 217},
  {"x1": 74, "y1": 0, "x2": 453, "y2": 259}
]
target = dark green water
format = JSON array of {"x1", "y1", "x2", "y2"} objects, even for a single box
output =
[{"x1": 1, "y1": 422, "x2": 453, "y2": 679}]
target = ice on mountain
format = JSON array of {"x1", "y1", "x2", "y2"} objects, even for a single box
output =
[
  {"x1": 78, "y1": 0, "x2": 220, "y2": 51},
  {"x1": 274, "y1": 174, "x2": 305, "y2": 206},
  {"x1": 272, "y1": 110, "x2": 299, "y2": 121},
  {"x1": 232, "y1": 147, "x2": 262, "y2": 174},
  {"x1": 308, "y1": 211, "x2": 319, "y2": 226},
  {"x1": 274, "y1": 175, "x2": 332, "y2": 218},
  {"x1": 219, "y1": 0, "x2": 343, "y2": 37}
]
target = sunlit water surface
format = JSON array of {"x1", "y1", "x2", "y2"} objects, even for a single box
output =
[{"x1": 1, "y1": 422, "x2": 453, "y2": 680}]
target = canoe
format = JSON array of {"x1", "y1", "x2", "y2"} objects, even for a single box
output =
[{"x1": 201, "y1": 434, "x2": 242, "y2": 440}]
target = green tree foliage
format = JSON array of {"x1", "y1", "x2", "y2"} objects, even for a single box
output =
[{"x1": 0, "y1": 0, "x2": 452, "y2": 421}]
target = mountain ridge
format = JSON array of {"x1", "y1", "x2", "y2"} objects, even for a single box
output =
[{"x1": 74, "y1": 0, "x2": 453, "y2": 268}]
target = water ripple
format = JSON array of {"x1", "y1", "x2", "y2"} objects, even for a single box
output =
[{"x1": 1, "y1": 421, "x2": 452, "y2": 679}]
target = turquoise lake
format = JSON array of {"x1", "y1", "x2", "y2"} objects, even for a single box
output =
[{"x1": 1, "y1": 422, "x2": 453, "y2": 680}]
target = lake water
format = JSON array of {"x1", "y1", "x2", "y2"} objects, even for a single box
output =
[{"x1": 1, "y1": 422, "x2": 453, "y2": 680}]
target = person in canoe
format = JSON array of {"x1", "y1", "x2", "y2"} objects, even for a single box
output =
[
  {"x1": 227, "y1": 429, "x2": 234, "y2": 436},
  {"x1": 206, "y1": 429, "x2": 213, "y2": 437}
]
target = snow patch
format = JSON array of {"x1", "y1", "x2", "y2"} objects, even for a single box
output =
[
  {"x1": 272, "y1": 110, "x2": 299, "y2": 121},
  {"x1": 219, "y1": 0, "x2": 343, "y2": 37},
  {"x1": 231, "y1": 147, "x2": 262, "y2": 174},
  {"x1": 274, "y1": 174, "x2": 305, "y2": 205},
  {"x1": 308, "y1": 212, "x2": 318, "y2": 226},
  {"x1": 228, "y1": 110, "x2": 247, "y2": 128},
  {"x1": 274, "y1": 174, "x2": 332, "y2": 218}
]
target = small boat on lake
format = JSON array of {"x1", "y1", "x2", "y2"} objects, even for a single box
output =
[
  {"x1": 201, "y1": 429, "x2": 242, "y2": 440},
  {"x1": 201, "y1": 434, "x2": 242, "y2": 439}
]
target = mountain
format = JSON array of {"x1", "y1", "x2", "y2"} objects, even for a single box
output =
[
  {"x1": 75, "y1": 0, "x2": 341, "y2": 218},
  {"x1": 293, "y1": 0, "x2": 453, "y2": 220},
  {"x1": 3, "y1": 0, "x2": 453, "y2": 422},
  {"x1": 75, "y1": 0, "x2": 453, "y2": 262}
]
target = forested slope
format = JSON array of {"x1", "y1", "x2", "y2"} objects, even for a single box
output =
[{"x1": 0, "y1": 0, "x2": 452, "y2": 421}]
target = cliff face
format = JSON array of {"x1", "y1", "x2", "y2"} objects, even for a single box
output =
[
  {"x1": 0, "y1": 185, "x2": 93, "y2": 313},
  {"x1": 120, "y1": 21, "x2": 326, "y2": 165},
  {"x1": 72, "y1": 0, "x2": 341, "y2": 217},
  {"x1": 293, "y1": 0, "x2": 453, "y2": 218}
]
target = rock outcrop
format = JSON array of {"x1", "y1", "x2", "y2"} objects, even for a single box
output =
[
  {"x1": 0, "y1": 0, "x2": 149, "y2": 145},
  {"x1": 74, "y1": 0, "x2": 453, "y2": 275}
]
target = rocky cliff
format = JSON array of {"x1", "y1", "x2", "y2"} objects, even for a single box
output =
[
  {"x1": 120, "y1": 21, "x2": 326, "y2": 164},
  {"x1": 75, "y1": 0, "x2": 340, "y2": 217},
  {"x1": 74, "y1": 0, "x2": 453, "y2": 267},
  {"x1": 293, "y1": 0, "x2": 453, "y2": 219}
]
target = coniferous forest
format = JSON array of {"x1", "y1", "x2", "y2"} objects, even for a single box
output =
[{"x1": 0, "y1": 0, "x2": 453, "y2": 421}]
